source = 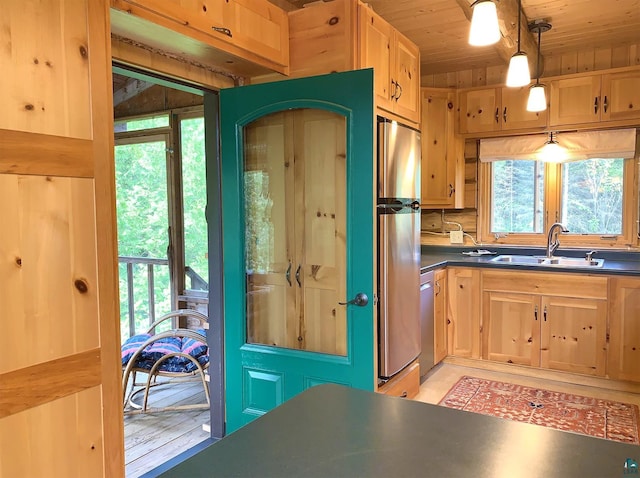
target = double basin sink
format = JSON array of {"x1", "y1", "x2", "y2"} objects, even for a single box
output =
[{"x1": 490, "y1": 255, "x2": 604, "y2": 268}]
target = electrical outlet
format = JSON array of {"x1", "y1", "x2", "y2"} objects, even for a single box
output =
[{"x1": 450, "y1": 230, "x2": 464, "y2": 244}]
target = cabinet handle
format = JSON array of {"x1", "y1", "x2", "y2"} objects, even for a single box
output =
[
  {"x1": 212, "y1": 26, "x2": 233, "y2": 37},
  {"x1": 534, "y1": 305, "x2": 538, "y2": 321},
  {"x1": 495, "y1": 107, "x2": 499, "y2": 123},
  {"x1": 295, "y1": 264, "x2": 302, "y2": 288},
  {"x1": 448, "y1": 184, "x2": 454, "y2": 197},
  {"x1": 395, "y1": 81, "x2": 403, "y2": 101},
  {"x1": 594, "y1": 96, "x2": 599, "y2": 114},
  {"x1": 543, "y1": 305, "x2": 547, "y2": 322},
  {"x1": 285, "y1": 262, "x2": 292, "y2": 287},
  {"x1": 390, "y1": 79, "x2": 397, "y2": 100},
  {"x1": 400, "y1": 391, "x2": 408, "y2": 398},
  {"x1": 435, "y1": 280, "x2": 441, "y2": 295},
  {"x1": 503, "y1": 107, "x2": 507, "y2": 123},
  {"x1": 603, "y1": 95, "x2": 608, "y2": 113}
]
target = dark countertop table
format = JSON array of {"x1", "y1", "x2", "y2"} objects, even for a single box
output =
[
  {"x1": 158, "y1": 384, "x2": 640, "y2": 478},
  {"x1": 420, "y1": 246, "x2": 640, "y2": 276}
]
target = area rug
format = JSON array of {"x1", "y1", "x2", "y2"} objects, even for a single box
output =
[{"x1": 438, "y1": 376, "x2": 640, "y2": 444}]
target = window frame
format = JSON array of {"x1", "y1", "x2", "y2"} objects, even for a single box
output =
[{"x1": 478, "y1": 156, "x2": 637, "y2": 248}]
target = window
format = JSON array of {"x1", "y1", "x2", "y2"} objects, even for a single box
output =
[{"x1": 480, "y1": 156, "x2": 635, "y2": 247}]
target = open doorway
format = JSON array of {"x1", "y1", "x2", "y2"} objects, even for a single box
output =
[{"x1": 112, "y1": 66, "x2": 221, "y2": 477}]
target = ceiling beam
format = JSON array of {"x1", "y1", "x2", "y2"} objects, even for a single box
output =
[
  {"x1": 455, "y1": 0, "x2": 544, "y2": 77},
  {"x1": 113, "y1": 78, "x2": 155, "y2": 107}
]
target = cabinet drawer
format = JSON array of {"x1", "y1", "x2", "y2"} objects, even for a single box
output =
[
  {"x1": 378, "y1": 362, "x2": 419, "y2": 398},
  {"x1": 482, "y1": 270, "x2": 607, "y2": 299}
]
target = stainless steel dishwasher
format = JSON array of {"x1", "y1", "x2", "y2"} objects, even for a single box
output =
[{"x1": 419, "y1": 271, "x2": 434, "y2": 379}]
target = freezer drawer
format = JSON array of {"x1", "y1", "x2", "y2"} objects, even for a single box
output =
[{"x1": 378, "y1": 208, "x2": 421, "y2": 378}]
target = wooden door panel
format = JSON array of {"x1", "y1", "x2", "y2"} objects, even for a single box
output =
[
  {"x1": 0, "y1": 0, "x2": 123, "y2": 476},
  {"x1": 447, "y1": 268, "x2": 481, "y2": 358},
  {"x1": 459, "y1": 88, "x2": 500, "y2": 134},
  {"x1": 601, "y1": 71, "x2": 640, "y2": 122},
  {"x1": 433, "y1": 269, "x2": 447, "y2": 364},
  {"x1": 358, "y1": 5, "x2": 393, "y2": 112},
  {"x1": 483, "y1": 292, "x2": 539, "y2": 366},
  {"x1": 393, "y1": 32, "x2": 420, "y2": 123},
  {"x1": 549, "y1": 76, "x2": 601, "y2": 126},
  {"x1": 608, "y1": 277, "x2": 640, "y2": 382},
  {"x1": 540, "y1": 296, "x2": 607, "y2": 376},
  {"x1": 501, "y1": 86, "x2": 547, "y2": 130}
]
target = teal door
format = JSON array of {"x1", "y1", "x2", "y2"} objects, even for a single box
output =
[{"x1": 220, "y1": 69, "x2": 375, "y2": 432}]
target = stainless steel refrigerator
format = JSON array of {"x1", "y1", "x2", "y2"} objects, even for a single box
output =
[{"x1": 377, "y1": 117, "x2": 421, "y2": 379}]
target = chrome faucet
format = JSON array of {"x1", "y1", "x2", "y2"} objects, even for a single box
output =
[{"x1": 546, "y1": 223, "x2": 569, "y2": 258}]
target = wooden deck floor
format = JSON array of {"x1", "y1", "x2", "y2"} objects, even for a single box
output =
[{"x1": 124, "y1": 378, "x2": 211, "y2": 477}]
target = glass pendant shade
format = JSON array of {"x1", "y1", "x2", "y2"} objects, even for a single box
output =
[
  {"x1": 469, "y1": 1, "x2": 501, "y2": 46},
  {"x1": 506, "y1": 52, "x2": 531, "y2": 87},
  {"x1": 527, "y1": 83, "x2": 547, "y2": 112}
]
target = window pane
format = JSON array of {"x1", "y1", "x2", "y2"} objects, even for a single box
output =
[
  {"x1": 114, "y1": 114, "x2": 169, "y2": 133},
  {"x1": 180, "y1": 117, "x2": 209, "y2": 291},
  {"x1": 561, "y1": 158, "x2": 623, "y2": 234},
  {"x1": 491, "y1": 160, "x2": 544, "y2": 233}
]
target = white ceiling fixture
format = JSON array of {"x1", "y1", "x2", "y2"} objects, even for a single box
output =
[
  {"x1": 527, "y1": 20, "x2": 552, "y2": 112},
  {"x1": 506, "y1": 0, "x2": 531, "y2": 87},
  {"x1": 468, "y1": 0, "x2": 501, "y2": 46}
]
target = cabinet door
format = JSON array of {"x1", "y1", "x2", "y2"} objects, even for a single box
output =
[
  {"x1": 458, "y1": 88, "x2": 500, "y2": 134},
  {"x1": 359, "y1": 5, "x2": 393, "y2": 113},
  {"x1": 447, "y1": 268, "x2": 481, "y2": 358},
  {"x1": 540, "y1": 295, "x2": 607, "y2": 376},
  {"x1": 434, "y1": 268, "x2": 448, "y2": 364},
  {"x1": 392, "y1": 31, "x2": 420, "y2": 124},
  {"x1": 421, "y1": 88, "x2": 464, "y2": 208},
  {"x1": 482, "y1": 292, "x2": 540, "y2": 366},
  {"x1": 549, "y1": 75, "x2": 601, "y2": 126},
  {"x1": 601, "y1": 70, "x2": 640, "y2": 122},
  {"x1": 229, "y1": 0, "x2": 289, "y2": 67},
  {"x1": 501, "y1": 85, "x2": 548, "y2": 131},
  {"x1": 608, "y1": 277, "x2": 640, "y2": 382}
]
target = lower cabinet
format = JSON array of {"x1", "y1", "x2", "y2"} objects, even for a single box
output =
[
  {"x1": 434, "y1": 268, "x2": 448, "y2": 365},
  {"x1": 482, "y1": 270, "x2": 607, "y2": 377},
  {"x1": 377, "y1": 361, "x2": 420, "y2": 399},
  {"x1": 608, "y1": 277, "x2": 640, "y2": 382},
  {"x1": 447, "y1": 268, "x2": 481, "y2": 359}
]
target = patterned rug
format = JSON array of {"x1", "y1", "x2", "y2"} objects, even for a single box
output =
[{"x1": 438, "y1": 376, "x2": 640, "y2": 444}]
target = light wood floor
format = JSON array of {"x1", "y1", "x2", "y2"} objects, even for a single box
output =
[
  {"x1": 124, "y1": 378, "x2": 211, "y2": 478},
  {"x1": 416, "y1": 361, "x2": 640, "y2": 411}
]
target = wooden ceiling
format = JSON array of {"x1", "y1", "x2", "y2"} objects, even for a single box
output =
[{"x1": 276, "y1": 0, "x2": 640, "y2": 76}]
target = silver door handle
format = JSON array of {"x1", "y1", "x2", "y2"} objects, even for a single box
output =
[
  {"x1": 339, "y1": 292, "x2": 368, "y2": 307},
  {"x1": 295, "y1": 264, "x2": 301, "y2": 288},
  {"x1": 285, "y1": 262, "x2": 292, "y2": 287}
]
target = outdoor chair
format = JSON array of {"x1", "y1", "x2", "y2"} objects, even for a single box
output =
[{"x1": 121, "y1": 309, "x2": 210, "y2": 414}]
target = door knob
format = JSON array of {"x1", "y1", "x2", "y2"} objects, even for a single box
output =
[{"x1": 339, "y1": 292, "x2": 368, "y2": 307}]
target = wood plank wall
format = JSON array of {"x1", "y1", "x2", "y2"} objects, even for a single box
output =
[{"x1": 422, "y1": 44, "x2": 640, "y2": 88}]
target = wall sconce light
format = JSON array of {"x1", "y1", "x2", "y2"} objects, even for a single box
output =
[
  {"x1": 506, "y1": 0, "x2": 531, "y2": 87},
  {"x1": 526, "y1": 21, "x2": 552, "y2": 112},
  {"x1": 469, "y1": 0, "x2": 501, "y2": 46}
]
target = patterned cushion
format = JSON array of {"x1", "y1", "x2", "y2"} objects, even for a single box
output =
[{"x1": 121, "y1": 330, "x2": 209, "y2": 373}]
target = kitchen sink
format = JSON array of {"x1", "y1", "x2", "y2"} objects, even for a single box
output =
[{"x1": 489, "y1": 255, "x2": 605, "y2": 268}]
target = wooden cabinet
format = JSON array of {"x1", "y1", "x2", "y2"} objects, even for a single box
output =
[
  {"x1": 550, "y1": 70, "x2": 640, "y2": 126},
  {"x1": 447, "y1": 268, "x2": 481, "y2": 358},
  {"x1": 433, "y1": 268, "x2": 448, "y2": 364},
  {"x1": 608, "y1": 277, "x2": 640, "y2": 382},
  {"x1": 420, "y1": 88, "x2": 465, "y2": 209},
  {"x1": 458, "y1": 86, "x2": 547, "y2": 134},
  {"x1": 287, "y1": 0, "x2": 420, "y2": 125},
  {"x1": 360, "y1": 6, "x2": 420, "y2": 124},
  {"x1": 110, "y1": 0, "x2": 289, "y2": 75},
  {"x1": 482, "y1": 271, "x2": 607, "y2": 377},
  {"x1": 378, "y1": 361, "x2": 420, "y2": 398}
]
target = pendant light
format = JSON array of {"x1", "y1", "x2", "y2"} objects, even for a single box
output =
[
  {"x1": 526, "y1": 20, "x2": 552, "y2": 112},
  {"x1": 506, "y1": 0, "x2": 531, "y2": 87},
  {"x1": 469, "y1": 0, "x2": 501, "y2": 46},
  {"x1": 538, "y1": 132, "x2": 569, "y2": 163}
]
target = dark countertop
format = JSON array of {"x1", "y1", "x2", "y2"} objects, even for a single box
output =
[
  {"x1": 157, "y1": 384, "x2": 640, "y2": 478},
  {"x1": 421, "y1": 246, "x2": 640, "y2": 276}
]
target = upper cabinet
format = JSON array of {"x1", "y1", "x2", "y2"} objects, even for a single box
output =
[
  {"x1": 359, "y1": 5, "x2": 420, "y2": 124},
  {"x1": 459, "y1": 86, "x2": 547, "y2": 134},
  {"x1": 550, "y1": 69, "x2": 640, "y2": 126},
  {"x1": 420, "y1": 88, "x2": 464, "y2": 208},
  {"x1": 110, "y1": 0, "x2": 290, "y2": 76},
  {"x1": 287, "y1": 0, "x2": 420, "y2": 125}
]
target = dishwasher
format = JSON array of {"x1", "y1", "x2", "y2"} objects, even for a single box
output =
[{"x1": 419, "y1": 271, "x2": 434, "y2": 380}]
